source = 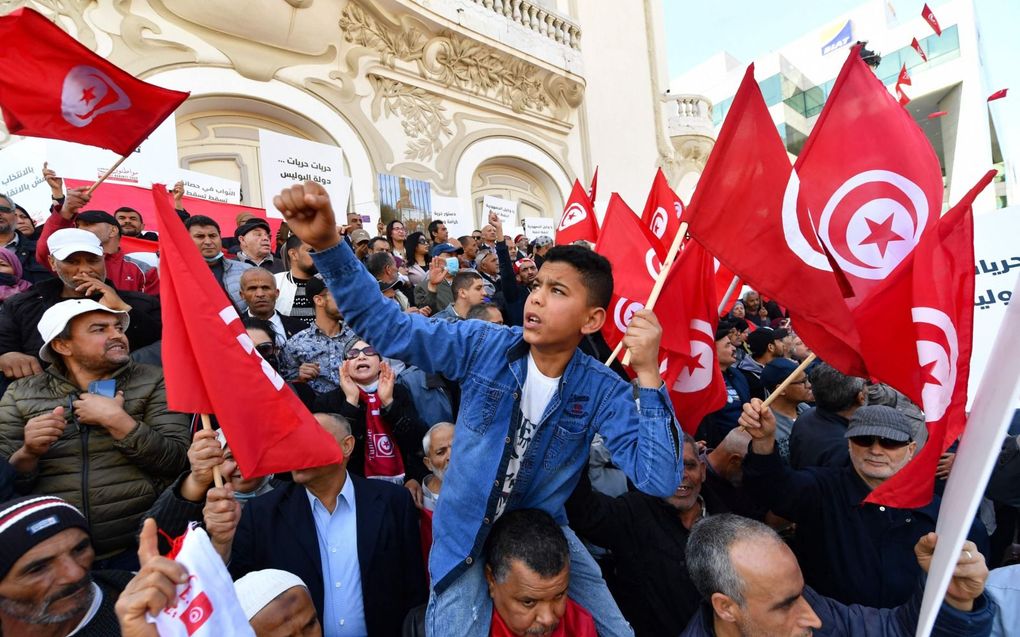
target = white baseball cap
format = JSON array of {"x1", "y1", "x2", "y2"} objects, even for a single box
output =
[
  {"x1": 47, "y1": 228, "x2": 103, "y2": 261},
  {"x1": 37, "y1": 299, "x2": 129, "y2": 363},
  {"x1": 234, "y1": 569, "x2": 308, "y2": 620}
]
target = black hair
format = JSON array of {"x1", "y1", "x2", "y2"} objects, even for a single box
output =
[
  {"x1": 730, "y1": 317, "x2": 750, "y2": 332},
  {"x1": 428, "y1": 219, "x2": 444, "y2": 240},
  {"x1": 451, "y1": 270, "x2": 482, "y2": 297},
  {"x1": 541, "y1": 245, "x2": 613, "y2": 310},
  {"x1": 241, "y1": 316, "x2": 277, "y2": 345},
  {"x1": 284, "y1": 233, "x2": 304, "y2": 257},
  {"x1": 184, "y1": 215, "x2": 221, "y2": 234},
  {"x1": 367, "y1": 236, "x2": 389, "y2": 252},
  {"x1": 365, "y1": 251, "x2": 396, "y2": 278},
  {"x1": 114, "y1": 206, "x2": 140, "y2": 215},
  {"x1": 484, "y1": 509, "x2": 568, "y2": 583},
  {"x1": 405, "y1": 232, "x2": 429, "y2": 266},
  {"x1": 808, "y1": 361, "x2": 866, "y2": 412}
]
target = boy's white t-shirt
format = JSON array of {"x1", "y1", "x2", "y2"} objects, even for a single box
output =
[{"x1": 494, "y1": 353, "x2": 560, "y2": 518}]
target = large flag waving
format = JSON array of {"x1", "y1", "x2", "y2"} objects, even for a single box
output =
[
  {"x1": 153, "y1": 185, "x2": 342, "y2": 478},
  {"x1": 640, "y1": 168, "x2": 686, "y2": 253},
  {"x1": 853, "y1": 172, "x2": 993, "y2": 508},
  {"x1": 555, "y1": 179, "x2": 599, "y2": 245},
  {"x1": 0, "y1": 8, "x2": 188, "y2": 155},
  {"x1": 659, "y1": 240, "x2": 727, "y2": 434},
  {"x1": 684, "y1": 64, "x2": 867, "y2": 375}
]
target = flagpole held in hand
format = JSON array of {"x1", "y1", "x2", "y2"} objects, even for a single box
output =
[
  {"x1": 718, "y1": 275, "x2": 741, "y2": 316},
  {"x1": 760, "y1": 352, "x2": 817, "y2": 410},
  {"x1": 605, "y1": 221, "x2": 689, "y2": 367},
  {"x1": 84, "y1": 154, "x2": 131, "y2": 196},
  {"x1": 200, "y1": 413, "x2": 225, "y2": 488}
]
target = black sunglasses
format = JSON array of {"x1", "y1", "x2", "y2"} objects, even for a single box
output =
[
  {"x1": 254, "y1": 342, "x2": 276, "y2": 358},
  {"x1": 345, "y1": 346, "x2": 379, "y2": 360},
  {"x1": 849, "y1": 435, "x2": 911, "y2": 450},
  {"x1": 0, "y1": 206, "x2": 14, "y2": 214}
]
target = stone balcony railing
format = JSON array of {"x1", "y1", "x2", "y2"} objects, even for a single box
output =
[
  {"x1": 665, "y1": 94, "x2": 715, "y2": 139},
  {"x1": 468, "y1": 0, "x2": 581, "y2": 50}
]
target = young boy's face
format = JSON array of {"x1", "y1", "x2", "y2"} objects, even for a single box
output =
[{"x1": 522, "y1": 261, "x2": 605, "y2": 348}]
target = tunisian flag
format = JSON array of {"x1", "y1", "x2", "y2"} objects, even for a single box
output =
[
  {"x1": 0, "y1": 8, "x2": 188, "y2": 156},
  {"x1": 555, "y1": 179, "x2": 599, "y2": 245},
  {"x1": 153, "y1": 185, "x2": 342, "y2": 478},
  {"x1": 640, "y1": 168, "x2": 686, "y2": 253},
  {"x1": 922, "y1": 3, "x2": 942, "y2": 36},
  {"x1": 595, "y1": 194, "x2": 664, "y2": 304},
  {"x1": 684, "y1": 63, "x2": 867, "y2": 376},
  {"x1": 854, "y1": 172, "x2": 994, "y2": 509},
  {"x1": 658, "y1": 240, "x2": 727, "y2": 434}
]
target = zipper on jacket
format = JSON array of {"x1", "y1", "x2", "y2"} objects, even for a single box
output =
[{"x1": 79, "y1": 420, "x2": 91, "y2": 527}]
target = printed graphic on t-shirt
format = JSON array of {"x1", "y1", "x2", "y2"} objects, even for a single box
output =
[{"x1": 494, "y1": 415, "x2": 540, "y2": 518}]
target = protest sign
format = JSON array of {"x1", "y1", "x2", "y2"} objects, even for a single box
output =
[
  {"x1": 482, "y1": 195, "x2": 517, "y2": 228},
  {"x1": 969, "y1": 205, "x2": 1020, "y2": 407},
  {"x1": 258, "y1": 129, "x2": 348, "y2": 219},
  {"x1": 522, "y1": 217, "x2": 555, "y2": 240},
  {"x1": 431, "y1": 194, "x2": 472, "y2": 237},
  {"x1": 915, "y1": 273, "x2": 1020, "y2": 637},
  {"x1": 0, "y1": 138, "x2": 49, "y2": 219},
  {"x1": 177, "y1": 169, "x2": 241, "y2": 205},
  {"x1": 43, "y1": 113, "x2": 178, "y2": 186}
]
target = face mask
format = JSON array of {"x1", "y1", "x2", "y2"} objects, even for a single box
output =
[
  {"x1": 445, "y1": 257, "x2": 460, "y2": 275},
  {"x1": 0, "y1": 273, "x2": 17, "y2": 287}
]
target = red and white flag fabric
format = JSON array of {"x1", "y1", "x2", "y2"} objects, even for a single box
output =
[
  {"x1": 555, "y1": 179, "x2": 599, "y2": 245},
  {"x1": 852, "y1": 171, "x2": 994, "y2": 508},
  {"x1": 684, "y1": 63, "x2": 868, "y2": 376},
  {"x1": 922, "y1": 3, "x2": 942, "y2": 36},
  {"x1": 153, "y1": 184, "x2": 343, "y2": 478},
  {"x1": 928, "y1": 111, "x2": 949, "y2": 119},
  {"x1": 911, "y1": 37, "x2": 928, "y2": 62},
  {"x1": 0, "y1": 8, "x2": 188, "y2": 156},
  {"x1": 640, "y1": 167, "x2": 686, "y2": 253},
  {"x1": 715, "y1": 262, "x2": 741, "y2": 316},
  {"x1": 148, "y1": 526, "x2": 255, "y2": 637},
  {"x1": 987, "y1": 88, "x2": 1008, "y2": 102},
  {"x1": 588, "y1": 166, "x2": 599, "y2": 205},
  {"x1": 658, "y1": 240, "x2": 727, "y2": 434},
  {"x1": 595, "y1": 193, "x2": 665, "y2": 304},
  {"x1": 895, "y1": 64, "x2": 912, "y2": 105}
]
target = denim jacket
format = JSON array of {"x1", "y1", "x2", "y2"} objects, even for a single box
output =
[{"x1": 312, "y1": 241, "x2": 682, "y2": 591}]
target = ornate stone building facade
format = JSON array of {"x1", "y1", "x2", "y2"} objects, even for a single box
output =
[{"x1": 0, "y1": 0, "x2": 713, "y2": 230}]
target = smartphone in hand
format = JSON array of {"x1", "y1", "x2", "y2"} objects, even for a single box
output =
[{"x1": 87, "y1": 379, "x2": 117, "y2": 398}]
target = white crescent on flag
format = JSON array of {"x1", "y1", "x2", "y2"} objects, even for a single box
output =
[
  {"x1": 613, "y1": 297, "x2": 644, "y2": 334},
  {"x1": 912, "y1": 306, "x2": 958, "y2": 422},
  {"x1": 558, "y1": 202, "x2": 587, "y2": 231},
  {"x1": 671, "y1": 319, "x2": 716, "y2": 393},
  {"x1": 60, "y1": 65, "x2": 131, "y2": 128}
]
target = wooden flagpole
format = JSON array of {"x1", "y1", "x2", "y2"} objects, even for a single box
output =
[
  {"x1": 200, "y1": 413, "x2": 224, "y2": 488},
  {"x1": 84, "y1": 154, "x2": 131, "y2": 196},
  {"x1": 759, "y1": 352, "x2": 817, "y2": 409},
  {"x1": 717, "y1": 274, "x2": 742, "y2": 316},
  {"x1": 605, "y1": 221, "x2": 689, "y2": 367}
]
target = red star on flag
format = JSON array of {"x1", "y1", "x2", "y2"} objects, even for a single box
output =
[
  {"x1": 919, "y1": 360, "x2": 942, "y2": 386},
  {"x1": 859, "y1": 214, "x2": 905, "y2": 257},
  {"x1": 678, "y1": 351, "x2": 704, "y2": 377},
  {"x1": 80, "y1": 86, "x2": 96, "y2": 104}
]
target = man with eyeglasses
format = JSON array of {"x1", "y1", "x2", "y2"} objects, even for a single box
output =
[
  {"x1": 737, "y1": 401, "x2": 989, "y2": 609},
  {"x1": 760, "y1": 358, "x2": 814, "y2": 465},
  {"x1": 0, "y1": 193, "x2": 50, "y2": 284}
]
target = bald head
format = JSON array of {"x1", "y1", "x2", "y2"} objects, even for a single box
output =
[{"x1": 240, "y1": 267, "x2": 276, "y2": 288}]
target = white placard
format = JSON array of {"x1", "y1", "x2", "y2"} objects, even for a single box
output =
[
  {"x1": 969, "y1": 206, "x2": 1020, "y2": 407},
  {"x1": 43, "y1": 113, "x2": 179, "y2": 187},
  {"x1": 177, "y1": 169, "x2": 241, "y2": 205},
  {"x1": 0, "y1": 138, "x2": 50, "y2": 220},
  {"x1": 482, "y1": 195, "x2": 517, "y2": 228},
  {"x1": 915, "y1": 274, "x2": 1020, "y2": 637},
  {"x1": 258, "y1": 129, "x2": 347, "y2": 219},
  {"x1": 431, "y1": 194, "x2": 472, "y2": 238},
  {"x1": 522, "y1": 217, "x2": 555, "y2": 240}
]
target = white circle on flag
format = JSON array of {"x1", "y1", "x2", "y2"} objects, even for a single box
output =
[
  {"x1": 60, "y1": 65, "x2": 131, "y2": 128},
  {"x1": 558, "y1": 203, "x2": 587, "y2": 231},
  {"x1": 911, "y1": 306, "x2": 958, "y2": 422},
  {"x1": 645, "y1": 249, "x2": 662, "y2": 280},
  {"x1": 613, "y1": 298, "x2": 644, "y2": 334},
  {"x1": 671, "y1": 319, "x2": 715, "y2": 393},
  {"x1": 650, "y1": 207, "x2": 668, "y2": 238}
]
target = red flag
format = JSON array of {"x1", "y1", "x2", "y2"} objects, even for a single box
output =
[
  {"x1": 120, "y1": 235, "x2": 159, "y2": 254},
  {"x1": 895, "y1": 64, "x2": 912, "y2": 105},
  {"x1": 897, "y1": 64, "x2": 912, "y2": 87},
  {"x1": 928, "y1": 111, "x2": 949, "y2": 119},
  {"x1": 153, "y1": 184, "x2": 343, "y2": 478},
  {"x1": 922, "y1": 3, "x2": 942, "y2": 36},
  {"x1": 853, "y1": 171, "x2": 994, "y2": 508},
  {"x1": 595, "y1": 194, "x2": 664, "y2": 303},
  {"x1": 640, "y1": 168, "x2": 686, "y2": 253},
  {"x1": 555, "y1": 179, "x2": 599, "y2": 245},
  {"x1": 911, "y1": 37, "x2": 928, "y2": 62},
  {"x1": 588, "y1": 167, "x2": 599, "y2": 205},
  {"x1": 987, "y1": 88, "x2": 1008, "y2": 102},
  {"x1": 0, "y1": 8, "x2": 188, "y2": 156},
  {"x1": 896, "y1": 84, "x2": 911, "y2": 106},
  {"x1": 658, "y1": 240, "x2": 727, "y2": 434},
  {"x1": 715, "y1": 261, "x2": 741, "y2": 316},
  {"x1": 684, "y1": 63, "x2": 868, "y2": 376}
]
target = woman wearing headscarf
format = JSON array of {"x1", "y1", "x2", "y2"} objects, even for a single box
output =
[{"x1": 0, "y1": 246, "x2": 32, "y2": 301}]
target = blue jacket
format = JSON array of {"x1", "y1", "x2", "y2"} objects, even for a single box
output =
[
  {"x1": 311, "y1": 240, "x2": 682, "y2": 591},
  {"x1": 679, "y1": 585, "x2": 996, "y2": 636},
  {"x1": 743, "y1": 449, "x2": 990, "y2": 608}
]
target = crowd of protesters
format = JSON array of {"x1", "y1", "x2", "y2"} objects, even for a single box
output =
[{"x1": 0, "y1": 170, "x2": 1016, "y2": 637}]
